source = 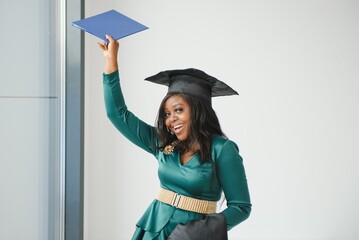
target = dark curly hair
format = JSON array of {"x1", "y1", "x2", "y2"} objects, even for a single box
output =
[{"x1": 155, "y1": 92, "x2": 226, "y2": 164}]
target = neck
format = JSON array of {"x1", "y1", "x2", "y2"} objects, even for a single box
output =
[{"x1": 188, "y1": 142, "x2": 200, "y2": 154}]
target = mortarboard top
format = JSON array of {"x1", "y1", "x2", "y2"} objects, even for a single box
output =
[
  {"x1": 145, "y1": 68, "x2": 238, "y2": 106},
  {"x1": 72, "y1": 9, "x2": 148, "y2": 42}
]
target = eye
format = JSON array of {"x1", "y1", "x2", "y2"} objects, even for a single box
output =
[
  {"x1": 164, "y1": 112, "x2": 170, "y2": 118},
  {"x1": 175, "y1": 107, "x2": 183, "y2": 113}
]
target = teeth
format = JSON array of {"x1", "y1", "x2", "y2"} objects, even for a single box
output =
[{"x1": 173, "y1": 125, "x2": 183, "y2": 131}]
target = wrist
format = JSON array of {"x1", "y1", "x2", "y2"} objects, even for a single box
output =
[
  {"x1": 104, "y1": 58, "x2": 118, "y2": 74},
  {"x1": 104, "y1": 65, "x2": 118, "y2": 74}
]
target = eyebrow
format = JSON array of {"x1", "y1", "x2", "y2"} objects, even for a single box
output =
[{"x1": 172, "y1": 103, "x2": 184, "y2": 108}]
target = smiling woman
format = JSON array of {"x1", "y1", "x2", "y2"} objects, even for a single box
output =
[
  {"x1": 97, "y1": 35, "x2": 251, "y2": 239},
  {"x1": 85, "y1": 1, "x2": 359, "y2": 239},
  {"x1": 163, "y1": 95, "x2": 191, "y2": 142}
]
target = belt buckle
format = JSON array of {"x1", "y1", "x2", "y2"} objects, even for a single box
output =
[{"x1": 172, "y1": 193, "x2": 182, "y2": 208}]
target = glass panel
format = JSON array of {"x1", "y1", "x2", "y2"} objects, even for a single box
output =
[{"x1": 0, "y1": 0, "x2": 64, "y2": 239}]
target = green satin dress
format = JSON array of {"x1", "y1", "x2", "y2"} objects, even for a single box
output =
[{"x1": 103, "y1": 71, "x2": 251, "y2": 240}]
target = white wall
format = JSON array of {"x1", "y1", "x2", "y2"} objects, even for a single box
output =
[{"x1": 85, "y1": 1, "x2": 359, "y2": 239}]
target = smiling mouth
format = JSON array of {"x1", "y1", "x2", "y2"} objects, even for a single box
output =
[{"x1": 172, "y1": 124, "x2": 184, "y2": 134}]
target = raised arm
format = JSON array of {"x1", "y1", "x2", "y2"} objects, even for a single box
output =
[{"x1": 98, "y1": 36, "x2": 157, "y2": 155}]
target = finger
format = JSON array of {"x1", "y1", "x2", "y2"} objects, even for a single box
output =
[
  {"x1": 105, "y1": 34, "x2": 115, "y2": 43},
  {"x1": 97, "y1": 42, "x2": 106, "y2": 51}
]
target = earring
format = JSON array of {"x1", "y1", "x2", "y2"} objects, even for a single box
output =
[{"x1": 166, "y1": 127, "x2": 174, "y2": 135}]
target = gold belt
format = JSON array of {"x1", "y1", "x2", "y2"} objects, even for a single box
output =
[{"x1": 156, "y1": 187, "x2": 217, "y2": 214}]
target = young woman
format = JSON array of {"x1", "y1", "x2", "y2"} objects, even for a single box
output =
[{"x1": 98, "y1": 35, "x2": 251, "y2": 240}]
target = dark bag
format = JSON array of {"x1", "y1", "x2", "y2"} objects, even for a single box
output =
[{"x1": 168, "y1": 213, "x2": 228, "y2": 240}]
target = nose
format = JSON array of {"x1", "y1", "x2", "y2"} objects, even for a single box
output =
[{"x1": 168, "y1": 112, "x2": 178, "y2": 123}]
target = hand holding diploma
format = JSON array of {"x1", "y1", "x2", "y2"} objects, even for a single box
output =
[{"x1": 98, "y1": 35, "x2": 119, "y2": 74}]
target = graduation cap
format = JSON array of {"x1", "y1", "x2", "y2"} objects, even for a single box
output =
[{"x1": 145, "y1": 68, "x2": 238, "y2": 106}]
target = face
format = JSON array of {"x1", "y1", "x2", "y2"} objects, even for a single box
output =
[{"x1": 164, "y1": 94, "x2": 191, "y2": 141}]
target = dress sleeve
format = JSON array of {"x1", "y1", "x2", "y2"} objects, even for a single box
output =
[
  {"x1": 216, "y1": 140, "x2": 252, "y2": 230},
  {"x1": 103, "y1": 70, "x2": 157, "y2": 156}
]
